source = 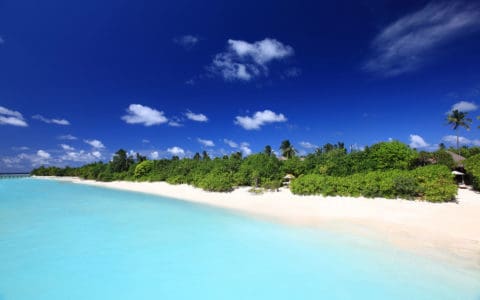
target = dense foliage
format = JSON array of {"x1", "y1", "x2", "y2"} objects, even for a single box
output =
[
  {"x1": 31, "y1": 141, "x2": 463, "y2": 202},
  {"x1": 464, "y1": 154, "x2": 480, "y2": 190},
  {"x1": 291, "y1": 165, "x2": 456, "y2": 202}
]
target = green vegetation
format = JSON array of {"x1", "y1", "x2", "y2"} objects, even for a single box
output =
[
  {"x1": 31, "y1": 140, "x2": 465, "y2": 202},
  {"x1": 446, "y1": 109, "x2": 472, "y2": 154},
  {"x1": 464, "y1": 154, "x2": 480, "y2": 190},
  {"x1": 291, "y1": 165, "x2": 456, "y2": 202}
]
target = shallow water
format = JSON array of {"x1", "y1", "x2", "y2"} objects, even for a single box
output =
[{"x1": 0, "y1": 178, "x2": 479, "y2": 300}]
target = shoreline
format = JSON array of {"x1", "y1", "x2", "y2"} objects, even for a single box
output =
[{"x1": 34, "y1": 176, "x2": 480, "y2": 269}]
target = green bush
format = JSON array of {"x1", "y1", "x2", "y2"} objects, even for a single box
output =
[
  {"x1": 291, "y1": 165, "x2": 456, "y2": 202},
  {"x1": 464, "y1": 154, "x2": 480, "y2": 190},
  {"x1": 411, "y1": 165, "x2": 456, "y2": 202},
  {"x1": 134, "y1": 160, "x2": 154, "y2": 179},
  {"x1": 196, "y1": 172, "x2": 234, "y2": 192}
]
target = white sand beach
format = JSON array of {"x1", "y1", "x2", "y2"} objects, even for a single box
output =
[{"x1": 37, "y1": 176, "x2": 480, "y2": 268}]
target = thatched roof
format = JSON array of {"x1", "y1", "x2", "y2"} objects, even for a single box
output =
[{"x1": 446, "y1": 151, "x2": 466, "y2": 163}]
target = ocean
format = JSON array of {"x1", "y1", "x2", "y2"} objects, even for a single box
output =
[{"x1": 0, "y1": 178, "x2": 479, "y2": 299}]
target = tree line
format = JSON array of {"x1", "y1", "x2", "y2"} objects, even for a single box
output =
[{"x1": 31, "y1": 140, "x2": 480, "y2": 202}]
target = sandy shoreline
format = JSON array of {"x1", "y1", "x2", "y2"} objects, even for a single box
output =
[{"x1": 35, "y1": 176, "x2": 480, "y2": 269}]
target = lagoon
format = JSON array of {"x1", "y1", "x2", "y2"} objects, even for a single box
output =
[{"x1": 1, "y1": 178, "x2": 479, "y2": 299}]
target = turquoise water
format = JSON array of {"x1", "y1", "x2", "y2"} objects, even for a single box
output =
[{"x1": 0, "y1": 179, "x2": 479, "y2": 299}]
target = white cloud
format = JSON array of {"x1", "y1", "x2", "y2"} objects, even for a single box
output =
[
  {"x1": 84, "y1": 139, "x2": 105, "y2": 149},
  {"x1": 0, "y1": 106, "x2": 28, "y2": 127},
  {"x1": 32, "y1": 114, "x2": 70, "y2": 125},
  {"x1": 239, "y1": 142, "x2": 252, "y2": 156},
  {"x1": 150, "y1": 151, "x2": 159, "y2": 159},
  {"x1": 142, "y1": 139, "x2": 150, "y2": 143},
  {"x1": 37, "y1": 150, "x2": 51, "y2": 159},
  {"x1": 168, "y1": 121, "x2": 183, "y2": 127},
  {"x1": 58, "y1": 134, "x2": 77, "y2": 140},
  {"x1": 235, "y1": 109, "x2": 287, "y2": 130},
  {"x1": 185, "y1": 110, "x2": 208, "y2": 122},
  {"x1": 364, "y1": 2, "x2": 480, "y2": 77},
  {"x1": 173, "y1": 35, "x2": 200, "y2": 49},
  {"x1": 223, "y1": 139, "x2": 251, "y2": 156},
  {"x1": 450, "y1": 101, "x2": 478, "y2": 112},
  {"x1": 224, "y1": 139, "x2": 238, "y2": 148},
  {"x1": 442, "y1": 135, "x2": 480, "y2": 146},
  {"x1": 167, "y1": 146, "x2": 185, "y2": 156},
  {"x1": 122, "y1": 104, "x2": 168, "y2": 126},
  {"x1": 409, "y1": 134, "x2": 430, "y2": 148},
  {"x1": 209, "y1": 38, "x2": 294, "y2": 81},
  {"x1": 60, "y1": 150, "x2": 102, "y2": 163},
  {"x1": 300, "y1": 141, "x2": 317, "y2": 149},
  {"x1": 198, "y1": 138, "x2": 215, "y2": 147},
  {"x1": 60, "y1": 144, "x2": 74, "y2": 151}
]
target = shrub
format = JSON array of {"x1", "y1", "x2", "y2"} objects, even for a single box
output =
[
  {"x1": 464, "y1": 154, "x2": 480, "y2": 190},
  {"x1": 134, "y1": 160, "x2": 154, "y2": 179},
  {"x1": 393, "y1": 175, "x2": 419, "y2": 199},
  {"x1": 291, "y1": 165, "x2": 456, "y2": 202},
  {"x1": 196, "y1": 172, "x2": 234, "y2": 192},
  {"x1": 261, "y1": 179, "x2": 283, "y2": 191}
]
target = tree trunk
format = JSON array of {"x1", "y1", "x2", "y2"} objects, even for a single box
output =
[{"x1": 456, "y1": 129, "x2": 460, "y2": 155}]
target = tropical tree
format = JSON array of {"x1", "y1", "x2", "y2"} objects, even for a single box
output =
[
  {"x1": 280, "y1": 140, "x2": 296, "y2": 159},
  {"x1": 447, "y1": 109, "x2": 472, "y2": 154},
  {"x1": 202, "y1": 150, "x2": 211, "y2": 161},
  {"x1": 264, "y1": 145, "x2": 273, "y2": 157},
  {"x1": 193, "y1": 152, "x2": 201, "y2": 161}
]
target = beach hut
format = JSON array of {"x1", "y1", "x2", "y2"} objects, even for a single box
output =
[
  {"x1": 283, "y1": 174, "x2": 295, "y2": 186},
  {"x1": 446, "y1": 151, "x2": 466, "y2": 167},
  {"x1": 452, "y1": 170, "x2": 467, "y2": 188}
]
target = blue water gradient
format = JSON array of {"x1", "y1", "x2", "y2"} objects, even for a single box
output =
[{"x1": 1, "y1": 178, "x2": 479, "y2": 299}]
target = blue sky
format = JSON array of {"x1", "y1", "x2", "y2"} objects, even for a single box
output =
[{"x1": 1, "y1": 0, "x2": 480, "y2": 171}]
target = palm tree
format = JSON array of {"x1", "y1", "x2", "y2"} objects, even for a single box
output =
[
  {"x1": 280, "y1": 140, "x2": 296, "y2": 159},
  {"x1": 447, "y1": 109, "x2": 472, "y2": 154}
]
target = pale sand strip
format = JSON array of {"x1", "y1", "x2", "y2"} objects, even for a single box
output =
[{"x1": 35, "y1": 176, "x2": 480, "y2": 268}]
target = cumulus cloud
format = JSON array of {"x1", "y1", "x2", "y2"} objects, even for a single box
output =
[
  {"x1": 60, "y1": 144, "x2": 74, "y2": 151},
  {"x1": 409, "y1": 134, "x2": 430, "y2": 148},
  {"x1": 32, "y1": 114, "x2": 70, "y2": 125},
  {"x1": 185, "y1": 110, "x2": 208, "y2": 122},
  {"x1": 235, "y1": 109, "x2": 287, "y2": 130},
  {"x1": 168, "y1": 118, "x2": 183, "y2": 127},
  {"x1": 364, "y1": 2, "x2": 480, "y2": 77},
  {"x1": 84, "y1": 139, "x2": 105, "y2": 149},
  {"x1": 60, "y1": 150, "x2": 102, "y2": 163},
  {"x1": 224, "y1": 139, "x2": 238, "y2": 148},
  {"x1": 173, "y1": 35, "x2": 200, "y2": 49},
  {"x1": 300, "y1": 141, "x2": 317, "y2": 149},
  {"x1": 150, "y1": 151, "x2": 159, "y2": 159},
  {"x1": 442, "y1": 135, "x2": 480, "y2": 146},
  {"x1": 450, "y1": 101, "x2": 478, "y2": 112},
  {"x1": 0, "y1": 106, "x2": 28, "y2": 127},
  {"x1": 239, "y1": 142, "x2": 252, "y2": 156},
  {"x1": 198, "y1": 138, "x2": 215, "y2": 147},
  {"x1": 209, "y1": 38, "x2": 294, "y2": 81},
  {"x1": 122, "y1": 104, "x2": 168, "y2": 126},
  {"x1": 223, "y1": 138, "x2": 251, "y2": 156},
  {"x1": 58, "y1": 134, "x2": 77, "y2": 140},
  {"x1": 167, "y1": 146, "x2": 185, "y2": 156},
  {"x1": 37, "y1": 150, "x2": 51, "y2": 159}
]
